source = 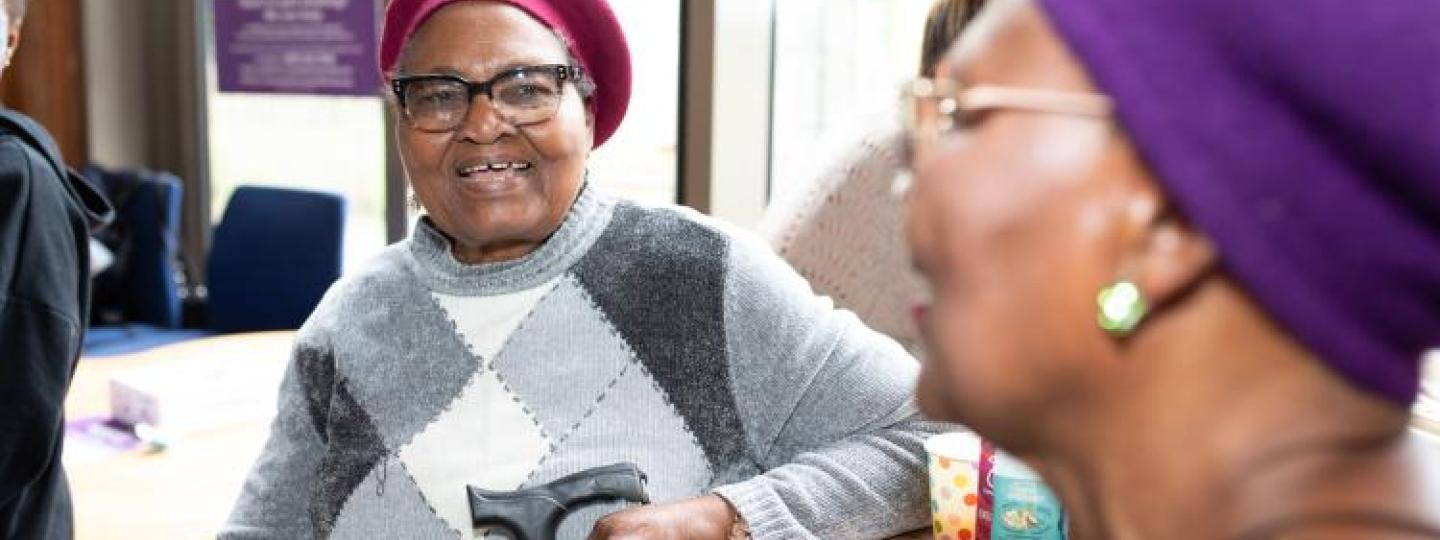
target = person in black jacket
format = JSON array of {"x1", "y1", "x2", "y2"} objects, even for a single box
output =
[{"x1": 0, "y1": 0, "x2": 113, "y2": 536}]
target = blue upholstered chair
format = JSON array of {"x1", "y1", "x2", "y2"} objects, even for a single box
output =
[
  {"x1": 204, "y1": 185, "x2": 346, "y2": 332},
  {"x1": 84, "y1": 184, "x2": 346, "y2": 356},
  {"x1": 84, "y1": 166, "x2": 185, "y2": 328},
  {"x1": 82, "y1": 167, "x2": 206, "y2": 356}
]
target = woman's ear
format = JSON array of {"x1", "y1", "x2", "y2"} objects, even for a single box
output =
[
  {"x1": 1121, "y1": 189, "x2": 1216, "y2": 312},
  {"x1": 583, "y1": 100, "x2": 596, "y2": 149}
]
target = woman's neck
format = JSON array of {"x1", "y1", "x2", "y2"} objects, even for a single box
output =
[
  {"x1": 1035, "y1": 283, "x2": 1411, "y2": 540},
  {"x1": 451, "y1": 238, "x2": 543, "y2": 264},
  {"x1": 406, "y1": 185, "x2": 616, "y2": 298}
]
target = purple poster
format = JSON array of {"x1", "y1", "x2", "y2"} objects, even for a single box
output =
[{"x1": 214, "y1": 0, "x2": 380, "y2": 96}]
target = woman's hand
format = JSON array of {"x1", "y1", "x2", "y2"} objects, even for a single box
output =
[{"x1": 587, "y1": 494, "x2": 745, "y2": 540}]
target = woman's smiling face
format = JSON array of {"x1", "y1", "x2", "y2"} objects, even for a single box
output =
[{"x1": 394, "y1": 0, "x2": 593, "y2": 264}]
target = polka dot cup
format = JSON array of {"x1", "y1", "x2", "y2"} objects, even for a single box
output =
[{"x1": 925, "y1": 431, "x2": 982, "y2": 540}]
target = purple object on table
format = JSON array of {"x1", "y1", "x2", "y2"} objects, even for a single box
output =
[{"x1": 64, "y1": 415, "x2": 141, "y2": 453}]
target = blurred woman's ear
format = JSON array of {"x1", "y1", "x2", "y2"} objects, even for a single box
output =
[{"x1": 1122, "y1": 188, "x2": 1217, "y2": 323}]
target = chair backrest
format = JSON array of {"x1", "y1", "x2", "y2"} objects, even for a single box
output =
[
  {"x1": 84, "y1": 166, "x2": 184, "y2": 328},
  {"x1": 206, "y1": 185, "x2": 346, "y2": 332}
]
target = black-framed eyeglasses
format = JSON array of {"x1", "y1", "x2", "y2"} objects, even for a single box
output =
[{"x1": 390, "y1": 64, "x2": 585, "y2": 133}]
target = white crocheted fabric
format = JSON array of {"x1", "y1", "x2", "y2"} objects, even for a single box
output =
[{"x1": 762, "y1": 126, "x2": 926, "y2": 352}]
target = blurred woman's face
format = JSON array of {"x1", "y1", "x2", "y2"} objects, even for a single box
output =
[
  {"x1": 905, "y1": 0, "x2": 1154, "y2": 445},
  {"x1": 395, "y1": 1, "x2": 592, "y2": 263}
]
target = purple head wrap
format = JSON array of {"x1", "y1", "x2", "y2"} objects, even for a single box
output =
[{"x1": 1039, "y1": 0, "x2": 1440, "y2": 405}]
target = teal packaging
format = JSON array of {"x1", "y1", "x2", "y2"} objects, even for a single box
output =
[{"x1": 990, "y1": 454, "x2": 1066, "y2": 539}]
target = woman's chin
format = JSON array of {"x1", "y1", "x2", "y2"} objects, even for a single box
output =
[
  {"x1": 451, "y1": 191, "x2": 545, "y2": 227},
  {"x1": 436, "y1": 203, "x2": 546, "y2": 250},
  {"x1": 454, "y1": 170, "x2": 531, "y2": 199}
]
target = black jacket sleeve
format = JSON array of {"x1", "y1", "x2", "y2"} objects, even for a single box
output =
[{"x1": 0, "y1": 138, "x2": 86, "y2": 537}]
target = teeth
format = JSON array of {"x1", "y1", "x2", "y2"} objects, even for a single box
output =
[{"x1": 460, "y1": 161, "x2": 532, "y2": 175}]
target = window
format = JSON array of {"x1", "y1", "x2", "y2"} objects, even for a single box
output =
[
  {"x1": 586, "y1": 0, "x2": 681, "y2": 205},
  {"x1": 202, "y1": 0, "x2": 388, "y2": 273},
  {"x1": 769, "y1": 0, "x2": 935, "y2": 204},
  {"x1": 206, "y1": 94, "x2": 388, "y2": 272}
]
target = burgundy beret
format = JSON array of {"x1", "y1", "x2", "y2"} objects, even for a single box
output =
[{"x1": 380, "y1": 0, "x2": 633, "y2": 148}]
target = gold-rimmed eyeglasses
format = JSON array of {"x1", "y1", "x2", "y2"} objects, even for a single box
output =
[{"x1": 899, "y1": 77, "x2": 1114, "y2": 159}]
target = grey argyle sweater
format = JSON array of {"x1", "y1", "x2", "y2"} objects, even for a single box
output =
[{"x1": 221, "y1": 185, "x2": 938, "y2": 539}]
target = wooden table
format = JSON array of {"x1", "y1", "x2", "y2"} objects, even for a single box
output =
[
  {"x1": 64, "y1": 331, "x2": 296, "y2": 540},
  {"x1": 59, "y1": 333, "x2": 1434, "y2": 540}
]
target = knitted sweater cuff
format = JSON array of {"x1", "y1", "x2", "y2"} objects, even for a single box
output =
[{"x1": 711, "y1": 478, "x2": 811, "y2": 540}]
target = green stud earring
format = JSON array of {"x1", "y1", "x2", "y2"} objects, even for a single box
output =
[{"x1": 1097, "y1": 280, "x2": 1147, "y2": 336}]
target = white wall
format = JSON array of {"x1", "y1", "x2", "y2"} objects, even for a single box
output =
[
  {"x1": 706, "y1": 0, "x2": 773, "y2": 231},
  {"x1": 81, "y1": 0, "x2": 211, "y2": 279},
  {"x1": 83, "y1": 0, "x2": 150, "y2": 168}
]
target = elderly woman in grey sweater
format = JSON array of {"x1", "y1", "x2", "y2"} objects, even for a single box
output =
[{"x1": 221, "y1": 0, "x2": 938, "y2": 539}]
